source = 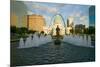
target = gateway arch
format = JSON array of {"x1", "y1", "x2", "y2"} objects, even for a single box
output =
[{"x1": 49, "y1": 14, "x2": 66, "y2": 36}]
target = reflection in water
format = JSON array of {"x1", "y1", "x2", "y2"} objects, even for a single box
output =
[
  {"x1": 11, "y1": 34, "x2": 95, "y2": 66},
  {"x1": 54, "y1": 39, "x2": 61, "y2": 45},
  {"x1": 11, "y1": 41, "x2": 95, "y2": 66}
]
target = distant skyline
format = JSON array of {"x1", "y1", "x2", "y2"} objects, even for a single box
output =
[
  {"x1": 11, "y1": 1, "x2": 95, "y2": 28},
  {"x1": 24, "y1": 2, "x2": 92, "y2": 27}
]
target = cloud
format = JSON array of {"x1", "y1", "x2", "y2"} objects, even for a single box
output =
[
  {"x1": 73, "y1": 15, "x2": 89, "y2": 28},
  {"x1": 68, "y1": 16, "x2": 74, "y2": 22},
  {"x1": 43, "y1": 15, "x2": 52, "y2": 26},
  {"x1": 80, "y1": 16, "x2": 87, "y2": 21},
  {"x1": 70, "y1": 12, "x2": 81, "y2": 18},
  {"x1": 80, "y1": 15, "x2": 89, "y2": 27},
  {"x1": 69, "y1": 12, "x2": 89, "y2": 27},
  {"x1": 27, "y1": 11, "x2": 33, "y2": 15},
  {"x1": 32, "y1": 3, "x2": 58, "y2": 14},
  {"x1": 75, "y1": 13, "x2": 81, "y2": 17}
]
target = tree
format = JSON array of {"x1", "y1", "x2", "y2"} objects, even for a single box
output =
[{"x1": 10, "y1": 26, "x2": 17, "y2": 33}]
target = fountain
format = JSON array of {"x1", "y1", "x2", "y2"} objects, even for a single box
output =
[
  {"x1": 87, "y1": 35, "x2": 91, "y2": 46},
  {"x1": 45, "y1": 35, "x2": 52, "y2": 43},
  {"x1": 18, "y1": 38, "x2": 24, "y2": 48},
  {"x1": 18, "y1": 34, "x2": 53, "y2": 49},
  {"x1": 63, "y1": 35, "x2": 93, "y2": 48},
  {"x1": 32, "y1": 34, "x2": 40, "y2": 47},
  {"x1": 39, "y1": 34, "x2": 47, "y2": 45}
]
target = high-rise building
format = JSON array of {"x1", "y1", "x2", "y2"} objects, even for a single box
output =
[
  {"x1": 89, "y1": 6, "x2": 95, "y2": 27},
  {"x1": 66, "y1": 16, "x2": 74, "y2": 34},
  {"x1": 67, "y1": 16, "x2": 74, "y2": 27},
  {"x1": 27, "y1": 14, "x2": 46, "y2": 32},
  {"x1": 75, "y1": 24, "x2": 85, "y2": 34}
]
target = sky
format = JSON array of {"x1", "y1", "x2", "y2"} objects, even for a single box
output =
[{"x1": 23, "y1": 1, "x2": 93, "y2": 27}]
